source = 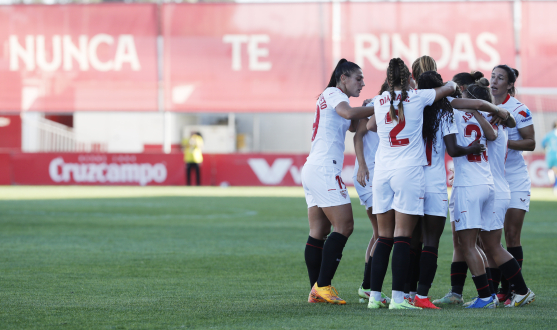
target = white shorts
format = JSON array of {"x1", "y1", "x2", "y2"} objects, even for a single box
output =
[
  {"x1": 488, "y1": 198, "x2": 510, "y2": 231},
  {"x1": 372, "y1": 166, "x2": 425, "y2": 215},
  {"x1": 353, "y1": 173, "x2": 374, "y2": 210},
  {"x1": 424, "y1": 192, "x2": 449, "y2": 217},
  {"x1": 508, "y1": 191, "x2": 530, "y2": 212},
  {"x1": 450, "y1": 185, "x2": 495, "y2": 231},
  {"x1": 302, "y1": 164, "x2": 351, "y2": 208}
]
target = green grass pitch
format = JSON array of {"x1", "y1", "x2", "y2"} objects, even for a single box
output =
[{"x1": 0, "y1": 186, "x2": 556, "y2": 329}]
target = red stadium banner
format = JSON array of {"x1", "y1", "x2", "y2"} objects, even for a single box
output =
[
  {"x1": 9, "y1": 153, "x2": 184, "y2": 185},
  {"x1": 0, "y1": 152, "x2": 551, "y2": 187},
  {"x1": 162, "y1": 2, "x2": 516, "y2": 113},
  {"x1": 162, "y1": 3, "x2": 332, "y2": 113},
  {"x1": 520, "y1": 1, "x2": 557, "y2": 88},
  {"x1": 341, "y1": 1, "x2": 515, "y2": 98},
  {"x1": 0, "y1": 4, "x2": 158, "y2": 112}
]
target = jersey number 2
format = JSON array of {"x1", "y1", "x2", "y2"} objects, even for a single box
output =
[
  {"x1": 385, "y1": 110, "x2": 410, "y2": 147},
  {"x1": 464, "y1": 124, "x2": 488, "y2": 163}
]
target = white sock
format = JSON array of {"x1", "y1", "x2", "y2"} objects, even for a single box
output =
[
  {"x1": 480, "y1": 297, "x2": 491, "y2": 302},
  {"x1": 392, "y1": 290, "x2": 405, "y2": 304},
  {"x1": 410, "y1": 291, "x2": 417, "y2": 298},
  {"x1": 417, "y1": 294, "x2": 428, "y2": 299},
  {"x1": 371, "y1": 291, "x2": 382, "y2": 301}
]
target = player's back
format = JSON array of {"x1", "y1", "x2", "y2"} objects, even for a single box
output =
[
  {"x1": 374, "y1": 89, "x2": 436, "y2": 171},
  {"x1": 452, "y1": 109, "x2": 493, "y2": 187}
]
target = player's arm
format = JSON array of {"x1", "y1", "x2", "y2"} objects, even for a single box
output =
[
  {"x1": 366, "y1": 114, "x2": 377, "y2": 132},
  {"x1": 432, "y1": 81, "x2": 458, "y2": 103},
  {"x1": 469, "y1": 110, "x2": 498, "y2": 141},
  {"x1": 449, "y1": 98, "x2": 511, "y2": 122},
  {"x1": 354, "y1": 118, "x2": 370, "y2": 187},
  {"x1": 509, "y1": 125, "x2": 536, "y2": 151},
  {"x1": 444, "y1": 134, "x2": 485, "y2": 157},
  {"x1": 335, "y1": 102, "x2": 375, "y2": 120}
]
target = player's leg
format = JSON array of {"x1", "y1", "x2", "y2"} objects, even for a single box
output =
[
  {"x1": 306, "y1": 206, "x2": 331, "y2": 288},
  {"x1": 310, "y1": 203, "x2": 354, "y2": 304},
  {"x1": 502, "y1": 206, "x2": 526, "y2": 299},
  {"x1": 434, "y1": 222, "x2": 466, "y2": 305},
  {"x1": 358, "y1": 206, "x2": 379, "y2": 301},
  {"x1": 404, "y1": 221, "x2": 422, "y2": 302},
  {"x1": 480, "y1": 229, "x2": 535, "y2": 307},
  {"x1": 368, "y1": 209, "x2": 395, "y2": 308},
  {"x1": 414, "y1": 213, "x2": 445, "y2": 309}
]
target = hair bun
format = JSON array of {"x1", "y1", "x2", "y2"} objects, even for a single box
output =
[
  {"x1": 471, "y1": 71, "x2": 484, "y2": 80},
  {"x1": 512, "y1": 68, "x2": 520, "y2": 78},
  {"x1": 476, "y1": 77, "x2": 490, "y2": 87}
]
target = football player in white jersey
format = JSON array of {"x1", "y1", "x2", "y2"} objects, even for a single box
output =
[
  {"x1": 353, "y1": 81, "x2": 392, "y2": 304},
  {"x1": 366, "y1": 58, "x2": 458, "y2": 310},
  {"x1": 410, "y1": 70, "x2": 488, "y2": 309},
  {"x1": 445, "y1": 78, "x2": 534, "y2": 308},
  {"x1": 491, "y1": 65, "x2": 536, "y2": 304},
  {"x1": 303, "y1": 59, "x2": 376, "y2": 305}
]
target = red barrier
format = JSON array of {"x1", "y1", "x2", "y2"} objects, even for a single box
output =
[
  {"x1": 0, "y1": 152, "x2": 552, "y2": 187},
  {"x1": 0, "y1": 4, "x2": 158, "y2": 112},
  {"x1": 9, "y1": 153, "x2": 184, "y2": 185}
]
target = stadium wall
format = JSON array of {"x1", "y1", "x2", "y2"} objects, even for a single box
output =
[{"x1": 0, "y1": 152, "x2": 551, "y2": 188}]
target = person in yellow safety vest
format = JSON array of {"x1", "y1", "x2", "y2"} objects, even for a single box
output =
[{"x1": 182, "y1": 132, "x2": 204, "y2": 186}]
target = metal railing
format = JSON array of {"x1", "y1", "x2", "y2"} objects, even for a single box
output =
[{"x1": 24, "y1": 116, "x2": 107, "y2": 152}]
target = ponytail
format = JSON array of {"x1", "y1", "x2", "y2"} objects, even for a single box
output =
[
  {"x1": 386, "y1": 58, "x2": 411, "y2": 123},
  {"x1": 326, "y1": 59, "x2": 361, "y2": 89}
]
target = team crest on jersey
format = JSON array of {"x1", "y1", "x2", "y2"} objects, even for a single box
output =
[{"x1": 340, "y1": 190, "x2": 347, "y2": 199}]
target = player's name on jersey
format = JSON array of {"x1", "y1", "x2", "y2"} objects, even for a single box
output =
[{"x1": 377, "y1": 94, "x2": 410, "y2": 106}]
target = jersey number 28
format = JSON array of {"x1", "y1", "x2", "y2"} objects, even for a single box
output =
[{"x1": 465, "y1": 124, "x2": 488, "y2": 163}]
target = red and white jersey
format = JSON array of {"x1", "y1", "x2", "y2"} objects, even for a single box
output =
[
  {"x1": 354, "y1": 99, "x2": 380, "y2": 176},
  {"x1": 498, "y1": 94, "x2": 532, "y2": 192},
  {"x1": 373, "y1": 89, "x2": 436, "y2": 172},
  {"x1": 487, "y1": 124, "x2": 510, "y2": 199},
  {"x1": 424, "y1": 111, "x2": 458, "y2": 193},
  {"x1": 451, "y1": 108, "x2": 494, "y2": 187},
  {"x1": 306, "y1": 87, "x2": 351, "y2": 170}
]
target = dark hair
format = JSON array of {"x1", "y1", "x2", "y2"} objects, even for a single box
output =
[
  {"x1": 386, "y1": 58, "x2": 411, "y2": 122},
  {"x1": 418, "y1": 70, "x2": 455, "y2": 152},
  {"x1": 453, "y1": 71, "x2": 484, "y2": 88},
  {"x1": 378, "y1": 78, "x2": 389, "y2": 95},
  {"x1": 493, "y1": 65, "x2": 519, "y2": 96},
  {"x1": 465, "y1": 77, "x2": 493, "y2": 103},
  {"x1": 326, "y1": 59, "x2": 361, "y2": 88}
]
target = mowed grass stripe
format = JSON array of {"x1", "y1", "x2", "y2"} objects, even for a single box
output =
[{"x1": 0, "y1": 187, "x2": 555, "y2": 329}]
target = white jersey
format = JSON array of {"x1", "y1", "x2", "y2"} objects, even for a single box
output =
[
  {"x1": 306, "y1": 87, "x2": 351, "y2": 170},
  {"x1": 424, "y1": 111, "x2": 458, "y2": 193},
  {"x1": 353, "y1": 100, "x2": 380, "y2": 177},
  {"x1": 487, "y1": 124, "x2": 510, "y2": 199},
  {"x1": 452, "y1": 109, "x2": 494, "y2": 187},
  {"x1": 374, "y1": 89, "x2": 436, "y2": 171},
  {"x1": 499, "y1": 95, "x2": 532, "y2": 192}
]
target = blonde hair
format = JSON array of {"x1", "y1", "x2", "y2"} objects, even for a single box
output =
[{"x1": 412, "y1": 55, "x2": 437, "y2": 81}]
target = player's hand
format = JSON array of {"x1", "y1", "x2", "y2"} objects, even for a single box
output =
[
  {"x1": 362, "y1": 99, "x2": 373, "y2": 106},
  {"x1": 357, "y1": 167, "x2": 369, "y2": 187},
  {"x1": 490, "y1": 114, "x2": 504, "y2": 126},
  {"x1": 445, "y1": 80, "x2": 457, "y2": 91},
  {"x1": 496, "y1": 107, "x2": 510, "y2": 119},
  {"x1": 470, "y1": 140, "x2": 485, "y2": 155},
  {"x1": 448, "y1": 168, "x2": 455, "y2": 186}
]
